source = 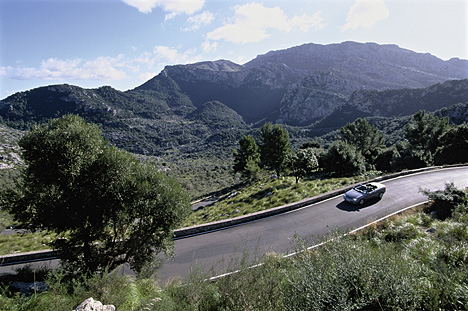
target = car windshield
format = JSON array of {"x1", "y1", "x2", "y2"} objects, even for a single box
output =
[{"x1": 354, "y1": 185, "x2": 367, "y2": 193}]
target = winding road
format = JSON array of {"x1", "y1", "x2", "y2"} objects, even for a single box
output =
[
  {"x1": 1, "y1": 167, "x2": 467, "y2": 281},
  {"x1": 156, "y1": 166, "x2": 468, "y2": 281}
]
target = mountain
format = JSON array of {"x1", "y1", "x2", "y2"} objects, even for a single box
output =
[
  {"x1": 314, "y1": 79, "x2": 468, "y2": 130},
  {"x1": 1, "y1": 41, "x2": 468, "y2": 156},
  {"x1": 0, "y1": 83, "x2": 249, "y2": 155},
  {"x1": 135, "y1": 41, "x2": 468, "y2": 125},
  {"x1": 246, "y1": 42, "x2": 467, "y2": 89},
  {"x1": 134, "y1": 60, "x2": 302, "y2": 124}
]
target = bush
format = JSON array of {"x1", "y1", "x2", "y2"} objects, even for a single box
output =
[
  {"x1": 421, "y1": 182, "x2": 468, "y2": 219},
  {"x1": 322, "y1": 140, "x2": 366, "y2": 176},
  {"x1": 284, "y1": 236, "x2": 424, "y2": 310}
]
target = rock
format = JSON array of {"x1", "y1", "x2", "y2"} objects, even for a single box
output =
[{"x1": 74, "y1": 298, "x2": 115, "y2": 311}]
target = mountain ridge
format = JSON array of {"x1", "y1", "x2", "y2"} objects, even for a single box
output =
[{"x1": 1, "y1": 41, "x2": 468, "y2": 156}]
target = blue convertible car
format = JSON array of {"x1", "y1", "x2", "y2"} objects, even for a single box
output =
[{"x1": 343, "y1": 182, "x2": 386, "y2": 205}]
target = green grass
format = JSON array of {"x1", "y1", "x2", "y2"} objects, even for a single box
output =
[
  {"x1": 1, "y1": 198, "x2": 468, "y2": 310},
  {"x1": 182, "y1": 172, "x2": 380, "y2": 227},
  {"x1": 0, "y1": 231, "x2": 55, "y2": 255},
  {"x1": 0, "y1": 171, "x2": 380, "y2": 255}
]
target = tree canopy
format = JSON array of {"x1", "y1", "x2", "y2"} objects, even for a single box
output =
[
  {"x1": 405, "y1": 110, "x2": 449, "y2": 154},
  {"x1": 232, "y1": 135, "x2": 261, "y2": 181},
  {"x1": 286, "y1": 148, "x2": 319, "y2": 183},
  {"x1": 340, "y1": 118, "x2": 385, "y2": 166},
  {"x1": 0, "y1": 115, "x2": 190, "y2": 275},
  {"x1": 322, "y1": 140, "x2": 366, "y2": 176},
  {"x1": 259, "y1": 122, "x2": 291, "y2": 177},
  {"x1": 434, "y1": 123, "x2": 468, "y2": 165}
]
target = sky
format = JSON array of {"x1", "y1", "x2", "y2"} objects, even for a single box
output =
[{"x1": 1, "y1": 0, "x2": 467, "y2": 99}]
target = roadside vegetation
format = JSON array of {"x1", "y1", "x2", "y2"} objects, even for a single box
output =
[
  {"x1": 0, "y1": 110, "x2": 467, "y2": 309},
  {"x1": 1, "y1": 111, "x2": 467, "y2": 253},
  {"x1": 1, "y1": 184, "x2": 467, "y2": 310},
  {"x1": 183, "y1": 172, "x2": 380, "y2": 227}
]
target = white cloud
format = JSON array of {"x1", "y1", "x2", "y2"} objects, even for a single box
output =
[
  {"x1": 184, "y1": 11, "x2": 214, "y2": 31},
  {"x1": 1, "y1": 45, "x2": 206, "y2": 87},
  {"x1": 153, "y1": 46, "x2": 202, "y2": 64},
  {"x1": 206, "y1": 3, "x2": 324, "y2": 44},
  {"x1": 343, "y1": 0, "x2": 390, "y2": 30},
  {"x1": 1, "y1": 56, "x2": 128, "y2": 81},
  {"x1": 202, "y1": 40, "x2": 218, "y2": 53},
  {"x1": 122, "y1": 0, "x2": 204, "y2": 16}
]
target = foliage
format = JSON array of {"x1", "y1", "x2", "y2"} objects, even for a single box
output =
[
  {"x1": 3, "y1": 187, "x2": 468, "y2": 310},
  {"x1": 321, "y1": 140, "x2": 367, "y2": 176},
  {"x1": 0, "y1": 231, "x2": 55, "y2": 255},
  {"x1": 285, "y1": 148, "x2": 319, "y2": 183},
  {"x1": 0, "y1": 115, "x2": 190, "y2": 275},
  {"x1": 421, "y1": 182, "x2": 468, "y2": 219},
  {"x1": 285, "y1": 237, "x2": 424, "y2": 310},
  {"x1": 300, "y1": 140, "x2": 321, "y2": 149},
  {"x1": 232, "y1": 135, "x2": 261, "y2": 181},
  {"x1": 0, "y1": 267, "x2": 162, "y2": 311},
  {"x1": 183, "y1": 174, "x2": 371, "y2": 226},
  {"x1": 340, "y1": 118, "x2": 385, "y2": 167},
  {"x1": 404, "y1": 110, "x2": 449, "y2": 163},
  {"x1": 374, "y1": 146, "x2": 400, "y2": 172},
  {"x1": 434, "y1": 123, "x2": 468, "y2": 165},
  {"x1": 258, "y1": 122, "x2": 291, "y2": 177}
]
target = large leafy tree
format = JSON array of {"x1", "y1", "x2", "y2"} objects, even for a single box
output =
[
  {"x1": 259, "y1": 122, "x2": 291, "y2": 177},
  {"x1": 405, "y1": 110, "x2": 449, "y2": 155},
  {"x1": 322, "y1": 140, "x2": 366, "y2": 176},
  {"x1": 340, "y1": 118, "x2": 385, "y2": 166},
  {"x1": 233, "y1": 135, "x2": 261, "y2": 181},
  {"x1": 286, "y1": 148, "x2": 319, "y2": 183},
  {"x1": 0, "y1": 115, "x2": 190, "y2": 275},
  {"x1": 434, "y1": 123, "x2": 468, "y2": 165}
]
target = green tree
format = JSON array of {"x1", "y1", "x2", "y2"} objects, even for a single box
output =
[
  {"x1": 405, "y1": 110, "x2": 449, "y2": 159},
  {"x1": 391, "y1": 141, "x2": 429, "y2": 170},
  {"x1": 300, "y1": 140, "x2": 321, "y2": 149},
  {"x1": 0, "y1": 115, "x2": 190, "y2": 275},
  {"x1": 259, "y1": 122, "x2": 291, "y2": 176},
  {"x1": 374, "y1": 147, "x2": 400, "y2": 172},
  {"x1": 286, "y1": 148, "x2": 319, "y2": 183},
  {"x1": 233, "y1": 135, "x2": 261, "y2": 181},
  {"x1": 322, "y1": 140, "x2": 366, "y2": 176},
  {"x1": 434, "y1": 123, "x2": 468, "y2": 165},
  {"x1": 340, "y1": 118, "x2": 385, "y2": 166}
]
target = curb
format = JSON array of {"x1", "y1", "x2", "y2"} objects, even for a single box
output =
[
  {"x1": 0, "y1": 250, "x2": 61, "y2": 266},
  {"x1": 173, "y1": 165, "x2": 442, "y2": 238},
  {"x1": 1, "y1": 165, "x2": 463, "y2": 266}
]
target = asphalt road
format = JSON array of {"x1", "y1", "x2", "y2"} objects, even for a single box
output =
[
  {"x1": 156, "y1": 167, "x2": 468, "y2": 281},
  {"x1": 1, "y1": 167, "x2": 467, "y2": 281}
]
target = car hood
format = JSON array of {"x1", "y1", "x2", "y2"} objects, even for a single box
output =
[{"x1": 345, "y1": 189, "x2": 364, "y2": 199}]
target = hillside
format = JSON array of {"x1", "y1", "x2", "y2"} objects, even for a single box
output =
[
  {"x1": 313, "y1": 79, "x2": 468, "y2": 130},
  {"x1": 1, "y1": 41, "x2": 468, "y2": 157}
]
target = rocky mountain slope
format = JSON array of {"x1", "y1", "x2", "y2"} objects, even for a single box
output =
[
  {"x1": 1, "y1": 41, "x2": 467, "y2": 156},
  {"x1": 246, "y1": 42, "x2": 467, "y2": 86},
  {"x1": 135, "y1": 41, "x2": 468, "y2": 125},
  {"x1": 314, "y1": 79, "x2": 468, "y2": 130}
]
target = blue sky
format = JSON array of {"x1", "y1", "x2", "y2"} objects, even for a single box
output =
[{"x1": 1, "y1": 0, "x2": 467, "y2": 99}]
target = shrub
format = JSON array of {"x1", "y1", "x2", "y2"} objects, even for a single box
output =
[
  {"x1": 321, "y1": 140, "x2": 366, "y2": 176},
  {"x1": 421, "y1": 182, "x2": 468, "y2": 219},
  {"x1": 284, "y1": 236, "x2": 424, "y2": 310}
]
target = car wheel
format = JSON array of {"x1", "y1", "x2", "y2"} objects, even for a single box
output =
[
  {"x1": 359, "y1": 199, "x2": 365, "y2": 205},
  {"x1": 379, "y1": 192, "x2": 384, "y2": 199}
]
